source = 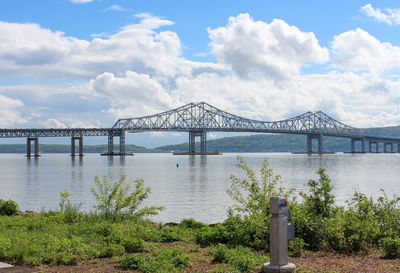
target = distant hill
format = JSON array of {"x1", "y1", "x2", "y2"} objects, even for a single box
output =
[
  {"x1": 153, "y1": 126, "x2": 400, "y2": 153},
  {"x1": 1, "y1": 125, "x2": 399, "y2": 153},
  {"x1": 0, "y1": 144, "x2": 149, "y2": 154}
]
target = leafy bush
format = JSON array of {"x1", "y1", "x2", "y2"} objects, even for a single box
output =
[
  {"x1": 180, "y1": 218, "x2": 208, "y2": 229},
  {"x1": 0, "y1": 199, "x2": 19, "y2": 216},
  {"x1": 210, "y1": 244, "x2": 267, "y2": 273},
  {"x1": 121, "y1": 237, "x2": 146, "y2": 253},
  {"x1": 223, "y1": 156, "x2": 294, "y2": 250},
  {"x1": 195, "y1": 224, "x2": 229, "y2": 246},
  {"x1": 99, "y1": 243, "x2": 125, "y2": 258},
  {"x1": 119, "y1": 246, "x2": 191, "y2": 272},
  {"x1": 380, "y1": 237, "x2": 400, "y2": 258},
  {"x1": 119, "y1": 253, "x2": 143, "y2": 270},
  {"x1": 210, "y1": 243, "x2": 229, "y2": 262},
  {"x1": 91, "y1": 175, "x2": 164, "y2": 220},
  {"x1": 301, "y1": 168, "x2": 334, "y2": 218},
  {"x1": 227, "y1": 246, "x2": 265, "y2": 273},
  {"x1": 289, "y1": 238, "x2": 307, "y2": 257}
]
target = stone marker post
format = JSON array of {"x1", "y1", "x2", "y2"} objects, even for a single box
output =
[{"x1": 263, "y1": 197, "x2": 296, "y2": 273}]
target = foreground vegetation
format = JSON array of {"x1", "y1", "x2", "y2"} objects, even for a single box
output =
[{"x1": 0, "y1": 156, "x2": 399, "y2": 272}]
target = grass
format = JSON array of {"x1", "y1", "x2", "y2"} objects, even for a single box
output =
[{"x1": 0, "y1": 212, "x2": 270, "y2": 272}]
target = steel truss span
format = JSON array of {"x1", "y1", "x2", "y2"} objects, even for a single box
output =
[
  {"x1": 1, "y1": 102, "x2": 400, "y2": 155},
  {"x1": 0, "y1": 128, "x2": 122, "y2": 138},
  {"x1": 114, "y1": 102, "x2": 359, "y2": 137},
  {"x1": 113, "y1": 102, "x2": 400, "y2": 154}
]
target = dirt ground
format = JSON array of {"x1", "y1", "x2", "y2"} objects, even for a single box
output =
[{"x1": 1, "y1": 243, "x2": 399, "y2": 273}]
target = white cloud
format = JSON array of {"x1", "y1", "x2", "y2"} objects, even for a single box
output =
[
  {"x1": 90, "y1": 71, "x2": 176, "y2": 117},
  {"x1": 105, "y1": 5, "x2": 128, "y2": 12},
  {"x1": 38, "y1": 119, "x2": 67, "y2": 128},
  {"x1": 0, "y1": 15, "x2": 181, "y2": 80},
  {"x1": 208, "y1": 13, "x2": 329, "y2": 80},
  {"x1": 0, "y1": 95, "x2": 27, "y2": 127},
  {"x1": 332, "y1": 28, "x2": 400, "y2": 74},
  {"x1": 361, "y1": 4, "x2": 400, "y2": 25},
  {"x1": 69, "y1": 0, "x2": 94, "y2": 4},
  {"x1": 0, "y1": 14, "x2": 400, "y2": 131}
]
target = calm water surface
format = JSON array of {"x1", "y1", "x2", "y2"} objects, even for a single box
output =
[{"x1": 0, "y1": 153, "x2": 399, "y2": 223}]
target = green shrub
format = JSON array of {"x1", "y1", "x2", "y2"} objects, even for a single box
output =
[
  {"x1": 180, "y1": 218, "x2": 208, "y2": 229},
  {"x1": 380, "y1": 237, "x2": 400, "y2": 258},
  {"x1": 225, "y1": 156, "x2": 294, "y2": 250},
  {"x1": 160, "y1": 226, "x2": 183, "y2": 242},
  {"x1": 195, "y1": 225, "x2": 229, "y2": 246},
  {"x1": 302, "y1": 168, "x2": 334, "y2": 218},
  {"x1": 122, "y1": 237, "x2": 146, "y2": 253},
  {"x1": 119, "y1": 253, "x2": 143, "y2": 270},
  {"x1": 91, "y1": 175, "x2": 164, "y2": 220},
  {"x1": 99, "y1": 243, "x2": 125, "y2": 258},
  {"x1": 289, "y1": 238, "x2": 307, "y2": 257},
  {"x1": 227, "y1": 246, "x2": 264, "y2": 273},
  {"x1": 210, "y1": 243, "x2": 229, "y2": 263},
  {"x1": 210, "y1": 244, "x2": 267, "y2": 273},
  {"x1": 0, "y1": 199, "x2": 19, "y2": 216},
  {"x1": 118, "y1": 246, "x2": 190, "y2": 272}
]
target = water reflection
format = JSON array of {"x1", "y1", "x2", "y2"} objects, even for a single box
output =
[{"x1": 0, "y1": 153, "x2": 399, "y2": 224}]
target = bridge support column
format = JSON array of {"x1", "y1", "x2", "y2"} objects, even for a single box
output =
[
  {"x1": 108, "y1": 135, "x2": 114, "y2": 155},
  {"x1": 351, "y1": 139, "x2": 355, "y2": 153},
  {"x1": 318, "y1": 133, "x2": 323, "y2": 153},
  {"x1": 307, "y1": 135, "x2": 312, "y2": 153},
  {"x1": 103, "y1": 130, "x2": 126, "y2": 156},
  {"x1": 188, "y1": 130, "x2": 207, "y2": 154},
  {"x1": 306, "y1": 134, "x2": 323, "y2": 153},
  {"x1": 189, "y1": 131, "x2": 195, "y2": 154},
  {"x1": 27, "y1": 137, "x2": 39, "y2": 157},
  {"x1": 71, "y1": 137, "x2": 83, "y2": 156},
  {"x1": 398, "y1": 143, "x2": 400, "y2": 153},
  {"x1": 362, "y1": 138, "x2": 365, "y2": 153},
  {"x1": 120, "y1": 132, "x2": 125, "y2": 155},
  {"x1": 369, "y1": 141, "x2": 372, "y2": 153},
  {"x1": 200, "y1": 131, "x2": 207, "y2": 154}
]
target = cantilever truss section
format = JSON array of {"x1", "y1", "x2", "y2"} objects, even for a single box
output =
[{"x1": 113, "y1": 102, "x2": 362, "y2": 137}]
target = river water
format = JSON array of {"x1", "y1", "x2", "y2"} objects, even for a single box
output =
[{"x1": 0, "y1": 153, "x2": 399, "y2": 223}]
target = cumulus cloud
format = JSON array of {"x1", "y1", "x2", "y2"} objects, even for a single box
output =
[
  {"x1": 332, "y1": 28, "x2": 400, "y2": 74},
  {"x1": 90, "y1": 71, "x2": 177, "y2": 118},
  {"x1": 38, "y1": 119, "x2": 67, "y2": 128},
  {"x1": 0, "y1": 95, "x2": 27, "y2": 127},
  {"x1": 0, "y1": 15, "x2": 182, "y2": 80},
  {"x1": 208, "y1": 13, "x2": 329, "y2": 80},
  {"x1": 361, "y1": 4, "x2": 400, "y2": 25},
  {"x1": 0, "y1": 13, "x2": 400, "y2": 131}
]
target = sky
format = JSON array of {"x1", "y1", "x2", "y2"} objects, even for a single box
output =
[{"x1": 0, "y1": 0, "x2": 400, "y2": 146}]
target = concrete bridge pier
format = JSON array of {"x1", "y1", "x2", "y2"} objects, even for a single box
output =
[
  {"x1": 27, "y1": 137, "x2": 39, "y2": 157},
  {"x1": 384, "y1": 142, "x2": 393, "y2": 153},
  {"x1": 351, "y1": 138, "x2": 366, "y2": 153},
  {"x1": 362, "y1": 137, "x2": 366, "y2": 153},
  {"x1": 102, "y1": 131, "x2": 126, "y2": 156},
  {"x1": 307, "y1": 134, "x2": 323, "y2": 153},
  {"x1": 71, "y1": 137, "x2": 83, "y2": 156},
  {"x1": 189, "y1": 130, "x2": 207, "y2": 154},
  {"x1": 369, "y1": 141, "x2": 379, "y2": 153}
]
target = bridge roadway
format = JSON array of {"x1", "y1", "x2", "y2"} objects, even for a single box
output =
[{"x1": 1, "y1": 102, "x2": 400, "y2": 156}]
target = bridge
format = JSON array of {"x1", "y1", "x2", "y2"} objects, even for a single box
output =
[{"x1": 1, "y1": 102, "x2": 400, "y2": 156}]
